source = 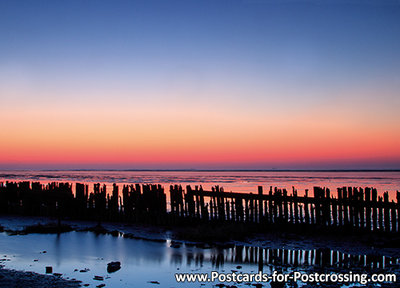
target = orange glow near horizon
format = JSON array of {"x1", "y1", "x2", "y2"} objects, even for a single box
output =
[{"x1": 1, "y1": 97, "x2": 399, "y2": 168}]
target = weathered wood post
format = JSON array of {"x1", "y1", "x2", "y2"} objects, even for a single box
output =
[
  {"x1": 378, "y1": 196, "x2": 384, "y2": 231},
  {"x1": 258, "y1": 186, "x2": 263, "y2": 223},
  {"x1": 304, "y1": 189, "x2": 310, "y2": 225},
  {"x1": 268, "y1": 187, "x2": 273, "y2": 223},
  {"x1": 372, "y1": 188, "x2": 378, "y2": 231},
  {"x1": 359, "y1": 188, "x2": 365, "y2": 230},
  {"x1": 348, "y1": 187, "x2": 354, "y2": 228},
  {"x1": 343, "y1": 187, "x2": 349, "y2": 227},
  {"x1": 294, "y1": 188, "x2": 299, "y2": 225},
  {"x1": 397, "y1": 192, "x2": 400, "y2": 233},
  {"x1": 383, "y1": 192, "x2": 390, "y2": 232},
  {"x1": 365, "y1": 187, "x2": 371, "y2": 231},
  {"x1": 283, "y1": 188, "x2": 288, "y2": 223}
]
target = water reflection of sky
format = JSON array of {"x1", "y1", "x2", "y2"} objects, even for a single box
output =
[
  {"x1": 0, "y1": 232, "x2": 398, "y2": 288},
  {"x1": 1, "y1": 170, "x2": 400, "y2": 199},
  {"x1": 1, "y1": 232, "x2": 186, "y2": 287}
]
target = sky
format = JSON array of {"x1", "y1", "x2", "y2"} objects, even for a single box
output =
[{"x1": 0, "y1": 0, "x2": 400, "y2": 170}]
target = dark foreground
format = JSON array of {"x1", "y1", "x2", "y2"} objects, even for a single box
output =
[{"x1": 0, "y1": 267, "x2": 80, "y2": 288}]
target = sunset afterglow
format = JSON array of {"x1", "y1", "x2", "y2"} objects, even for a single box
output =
[{"x1": 1, "y1": 0, "x2": 399, "y2": 169}]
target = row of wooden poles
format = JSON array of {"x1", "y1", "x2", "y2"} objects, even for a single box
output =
[
  {"x1": 172, "y1": 185, "x2": 400, "y2": 232},
  {"x1": 0, "y1": 181, "x2": 399, "y2": 233}
]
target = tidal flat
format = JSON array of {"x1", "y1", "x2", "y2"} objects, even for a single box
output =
[{"x1": 0, "y1": 215, "x2": 399, "y2": 288}]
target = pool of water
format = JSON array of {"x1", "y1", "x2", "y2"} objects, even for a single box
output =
[
  {"x1": 0, "y1": 231, "x2": 265, "y2": 287},
  {"x1": 0, "y1": 231, "x2": 398, "y2": 288}
]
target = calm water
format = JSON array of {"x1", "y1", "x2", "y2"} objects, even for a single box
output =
[
  {"x1": 0, "y1": 231, "x2": 284, "y2": 288},
  {"x1": 1, "y1": 170, "x2": 400, "y2": 199},
  {"x1": 0, "y1": 231, "x2": 397, "y2": 288}
]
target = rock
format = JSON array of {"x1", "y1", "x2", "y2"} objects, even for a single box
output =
[
  {"x1": 109, "y1": 230, "x2": 120, "y2": 237},
  {"x1": 270, "y1": 282, "x2": 285, "y2": 288},
  {"x1": 0, "y1": 258, "x2": 10, "y2": 262},
  {"x1": 45, "y1": 266, "x2": 52, "y2": 274},
  {"x1": 107, "y1": 261, "x2": 121, "y2": 273}
]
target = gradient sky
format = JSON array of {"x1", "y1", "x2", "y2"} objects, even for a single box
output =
[{"x1": 1, "y1": 0, "x2": 400, "y2": 170}]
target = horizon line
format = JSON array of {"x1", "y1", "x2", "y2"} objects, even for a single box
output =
[{"x1": 1, "y1": 169, "x2": 400, "y2": 173}]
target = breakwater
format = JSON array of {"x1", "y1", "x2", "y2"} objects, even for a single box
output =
[{"x1": 0, "y1": 182, "x2": 399, "y2": 234}]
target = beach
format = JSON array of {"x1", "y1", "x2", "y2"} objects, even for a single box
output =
[{"x1": 0, "y1": 171, "x2": 399, "y2": 287}]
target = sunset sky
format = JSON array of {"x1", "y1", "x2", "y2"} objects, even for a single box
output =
[{"x1": 1, "y1": 0, "x2": 399, "y2": 170}]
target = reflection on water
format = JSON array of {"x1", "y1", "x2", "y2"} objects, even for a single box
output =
[
  {"x1": 1, "y1": 170, "x2": 400, "y2": 198},
  {"x1": 209, "y1": 245, "x2": 398, "y2": 270},
  {"x1": 0, "y1": 232, "x2": 398, "y2": 287}
]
